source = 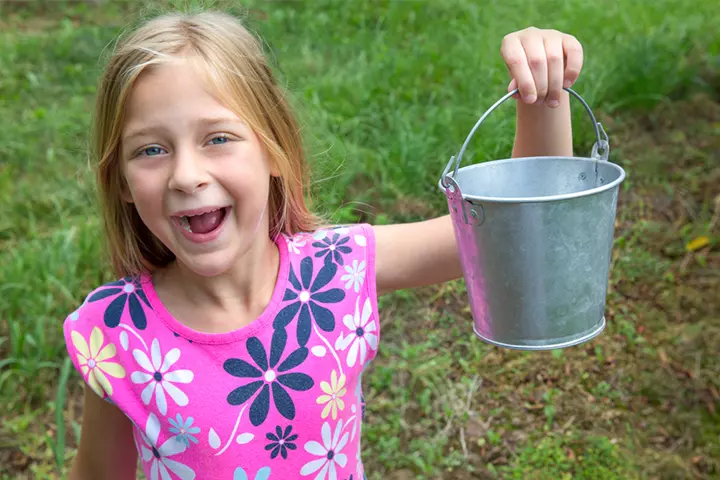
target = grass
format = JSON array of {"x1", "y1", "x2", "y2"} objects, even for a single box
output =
[{"x1": 1, "y1": 0, "x2": 718, "y2": 478}]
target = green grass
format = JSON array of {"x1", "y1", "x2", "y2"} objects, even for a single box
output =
[{"x1": 1, "y1": 0, "x2": 718, "y2": 478}]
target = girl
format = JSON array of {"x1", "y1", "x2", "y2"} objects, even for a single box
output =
[{"x1": 63, "y1": 10, "x2": 583, "y2": 480}]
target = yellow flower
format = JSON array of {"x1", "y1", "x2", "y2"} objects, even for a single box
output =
[
  {"x1": 316, "y1": 370, "x2": 347, "y2": 420},
  {"x1": 71, "y1": 327, "x2": 125, "y2": 397}
]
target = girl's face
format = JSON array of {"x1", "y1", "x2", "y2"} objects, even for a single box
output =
[{"x1": 120, "y1": 60, "x2": 276, "y2": 277}]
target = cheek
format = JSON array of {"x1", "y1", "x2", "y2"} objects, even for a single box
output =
[{"x1": 124, "y1": 169, "x2": 165, "y2": 214}]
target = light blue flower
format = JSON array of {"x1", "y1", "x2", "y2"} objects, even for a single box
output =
[
  {"x1": 234, "y1": 466, "x2": 271, "y2": 480},
  {"x1": 168, "y1": 414, "x2": 200, "y2": 446}
]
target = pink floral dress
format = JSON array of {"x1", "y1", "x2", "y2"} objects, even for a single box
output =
[{"x1": 63, "y1": 224, "x2": 378, "y2": 480}]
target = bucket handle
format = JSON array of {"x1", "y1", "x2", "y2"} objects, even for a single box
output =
[{"x1": 441, "y1": 87, "x2": 609, "y2": 189}]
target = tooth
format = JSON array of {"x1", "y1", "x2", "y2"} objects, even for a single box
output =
[{"x1": 179, "y1": 216, "x2": 192, "y2": 232}]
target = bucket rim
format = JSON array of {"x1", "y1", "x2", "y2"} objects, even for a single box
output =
[{"x1": 438, "y1": 155, "x2": 626, "y2": 204}]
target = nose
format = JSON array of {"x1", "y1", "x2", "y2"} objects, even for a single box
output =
[{"x1": 168, "y1": 147, "x2": 210, "y2": 194}]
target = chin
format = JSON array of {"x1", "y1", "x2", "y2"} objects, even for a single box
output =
[{"x1": 179, "y1": 253, "x2": 237, "y2": 278}]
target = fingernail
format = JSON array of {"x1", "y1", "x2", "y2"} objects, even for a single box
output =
[
  {"x1": 548, "y1": 100, "x2": 560, "y2": 108},
  {"x1": 524, "y1": 94, "x2": 537, "y2": 104}
]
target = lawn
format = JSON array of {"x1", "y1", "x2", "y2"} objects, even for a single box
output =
[{"x1": 0, "y1": 0, "x2": 718, "y2": 479}]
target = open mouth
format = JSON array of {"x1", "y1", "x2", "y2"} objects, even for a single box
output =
[{"x1": 173, "y1": 206, "x2": 230, "y2": 241}]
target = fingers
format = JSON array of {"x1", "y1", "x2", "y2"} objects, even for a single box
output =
[
  {"x1": 521, "y1": 33, "x2": 548, "y2": 104},
  {"x1": 562, "y1": 34, "x2": 583, "y2": 88},
  {"x1": 502, "y1": 28, "x2": 584, "y2": 106},
  {"x1": 543, "y1": 34, "x2": 564, "y2": 108},
  {"x1": 501, "y1": 34, "x2": 536, "y2": 104}
]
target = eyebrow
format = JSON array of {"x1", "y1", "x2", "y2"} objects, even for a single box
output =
[{"x1": 121, "y1": 117, "x2": 245, "y2": 144}]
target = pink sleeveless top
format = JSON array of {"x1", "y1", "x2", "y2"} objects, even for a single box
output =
[{"x1": 63, "y1": 224, "x2": 378, "y2": 480}]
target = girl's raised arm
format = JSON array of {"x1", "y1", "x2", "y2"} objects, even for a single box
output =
[
  {"x1": 374, "y1": 27, "x2": 582, "y2": 296},
  {"x1": 69, "y1": 385, "x2": 138, "y2": 480}
]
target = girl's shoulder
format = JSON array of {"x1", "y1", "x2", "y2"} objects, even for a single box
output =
[
  {"x1": 63, "y1": 275, "x2": 153, "y2": 331},
  {"x1": 62, "y1": 275, "x2": 158, "y2": 375}
]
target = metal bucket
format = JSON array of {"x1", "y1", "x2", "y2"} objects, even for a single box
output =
[{"x1": 439, "y1": 88, "x2": 626, "y2": 350}]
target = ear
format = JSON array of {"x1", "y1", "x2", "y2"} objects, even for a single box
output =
[
  {"x1": 266, "y1": 152, "x2": 281, "y2": 178},
  {"x1": 119, "y1": 178, "x2": 134, "y2": 204},
  {"x1": 269, "y1": 163, "x2": 281, "y2": 178}
]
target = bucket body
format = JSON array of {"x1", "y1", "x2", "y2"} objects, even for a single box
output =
[{"x1": 442, "y1": 156, "x2": 624, "y2": 350}]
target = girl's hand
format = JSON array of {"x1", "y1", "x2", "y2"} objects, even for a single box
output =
[{"x1": 501, "y1": 27, "x2": 583, "y2": 108}]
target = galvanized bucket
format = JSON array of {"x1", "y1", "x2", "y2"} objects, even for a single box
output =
[{"x1": 439, "y1": 88, "x2": 626, "y2": 350}]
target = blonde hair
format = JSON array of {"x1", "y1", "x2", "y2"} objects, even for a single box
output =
[{"x1": 94, "y1": 10, "x2": 323, "y2": 277}]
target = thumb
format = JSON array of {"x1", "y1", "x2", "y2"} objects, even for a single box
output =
[{"x1": 508, "y1": 78, "x2": 520, "y2": 99}]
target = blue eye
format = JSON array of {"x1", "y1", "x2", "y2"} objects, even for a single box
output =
[
  {"x1": 139, "y1": 146, "x2": 167, "y2": 157},
  {"x1": 208, "y1": 135, "x2": 229, "y2": 145}
]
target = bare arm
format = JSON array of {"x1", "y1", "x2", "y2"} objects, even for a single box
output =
[
  {"x1": 374, "y1": 216, "x2": 462, "y2": 295},
  {"x1": 68, "y1": 386, "x2": 137, "y2": 480}
]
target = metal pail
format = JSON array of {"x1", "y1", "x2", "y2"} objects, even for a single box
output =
[{"x1": 439, "y1": 88, "x2": 626, "y2": 350}]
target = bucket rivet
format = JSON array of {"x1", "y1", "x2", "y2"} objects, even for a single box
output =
[
  {"x1": 471, "y1": 209, "x2": 478, "y2": 219},
  {"x1": 579, "y1": 172, "x2": 587, "y2": 180}
]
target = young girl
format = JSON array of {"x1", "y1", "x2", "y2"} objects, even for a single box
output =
[{"x1": 63, "y1": 10, "x2": 583, "y2": 480}]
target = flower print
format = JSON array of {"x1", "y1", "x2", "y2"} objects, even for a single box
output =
[
  {"x1": 313, "y1": 232, "x2": 352, "y2": 266},
  {"x1": 224, "y1": 329, "x2": 314, "y2": 426},
  {"x1": 70, "y1": 327, "x2": 125, "y2": 397},
  {"x1": 168, "y1": 414, "x2": 200, "y2": 447},
  {"x1": 137, "y1": 413, "x2": 195, "y2": 480},
  {"x1": 335, "y1": 298, "x2": 378, "y2": 367},
  {"x1": 265, "y1": 425, "x2": 298, "y2": 460},
  {"x1": 340, "y1": 260, "x2": 366, "y2": 293},
  {"x1": 300, "y1": 420, "x2": 349, "y2": 480},
  {"x1": 317, "y1": 370, "x2": 347, "y2": 420},
  {"x1": 131, "y1": 339, "x2": 194, "y2": 415},
  {"x1": 286, "y1": 234, "x2": 307, "y2": 255},
  {"x1": 233, "y1": 466, "x2": 271, "y2": 480},
  {"x1": 87, "y1": 276, "x2": 152, "y2": 329},
  {"x1": 274, "y1": 257, "x2": 345, "y2": 346}
]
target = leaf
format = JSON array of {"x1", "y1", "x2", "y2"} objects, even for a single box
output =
[
  {"x1": 120, "y1": 331, "x2": 129, "y2": 351},
  {"x1": 685, "y1": 236, "x2": 709, "y2": 252},
  {"x1": 236, "y1": 432, "x2": 254, "y2": 445},
  {"x1": 208, "y1": 428, "x2": 221, "y2": 449},
  {"x1": 53, "y1": 357, "x2": 72, "y2": 469},
  {"x1": 311, "y1": 345, "x2": 327, "y2": 357}
]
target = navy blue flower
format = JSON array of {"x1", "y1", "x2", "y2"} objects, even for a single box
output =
[
  {"x1": 273, "y1": 257, "x2": 345, "y2": 346},
  {"x1": 265, "y1": 425, "x2": 298, "y2": 460},
  {"x1": 313, "y1": 232, "x2": 352, "y2": 265},
  {"x1": 87, "y1": 276, "x2": 151, "y2": 329},
  {"x1": 224, "y1": 330, "x2": 313, "y2": 426}
]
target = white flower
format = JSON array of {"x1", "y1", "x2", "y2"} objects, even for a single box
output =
[
  {"x1": 131, "y1": 339, "x2": 193, "y2": 415},
  {"x1": 300, "y1": 420, "x2": 349, "y2": 480},
  {"x1": 287, "y1": 235, "x2": 307, "y2": 255},
  {"x1": 335, "y1": 298, "x2": 378, "y2": 367},
  {"x1": 137, "y1": 413, "x2": 196, "y2": 480},
  {"x1": 340, "y1": 260, "x2": 366, "y2": 293}
]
